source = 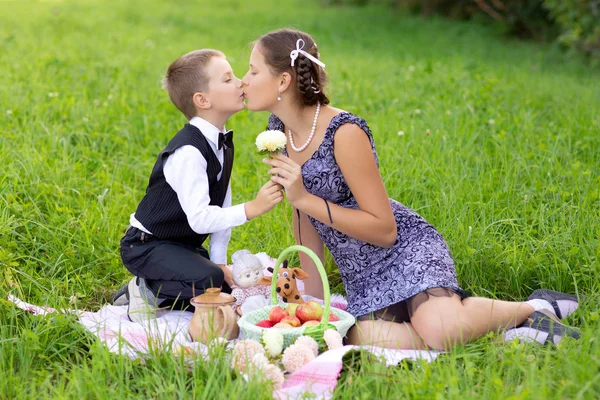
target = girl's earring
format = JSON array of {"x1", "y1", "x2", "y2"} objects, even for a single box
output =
[{"x1": 277, "y1": 90, "x2": 281, "y2": 101}]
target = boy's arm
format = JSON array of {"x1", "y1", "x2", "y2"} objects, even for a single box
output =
[
  {"x1": 208, "y1": 182, "x2": 233, "y2": 265},
  {"x1": 163, "y1": 146, "x2": 248, "y2": 235}
]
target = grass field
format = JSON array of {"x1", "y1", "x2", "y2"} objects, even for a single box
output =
[{"x1": 1, "y1": 0, "x2": 599, "y2": 398}]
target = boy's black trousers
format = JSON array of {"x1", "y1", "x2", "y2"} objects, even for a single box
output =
[{"x1": 120, "y1": 226, "x2": 231, "y2": 308}]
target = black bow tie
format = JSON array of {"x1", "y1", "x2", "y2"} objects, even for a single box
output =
[{"x1": 218, "y1": 130, "x2": 234, "y2": 150}]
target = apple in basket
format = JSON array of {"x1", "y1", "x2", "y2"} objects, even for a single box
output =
[
  {"x1": 268, "y1": 306, "x2": 289, "y2": 323},
  {"x1": 302, "y1": 320, "x2": 320, "y2": 327},
  {"x1": 285, "y1": 303, "x2": 299, "y2": 317},
  {"x1": 281, "y1": 315, "x2": 301, "y2": 327},
  {"x1": 296, "y1": 300, "x2": 323, "y2": 323},
  {"x1": 256, "y1": 319, "x2": 274, "y2": 328},
  {"x1": 273, "y1": 322, "x2": 294, "y2": 329},
  {"x1": 327, "y1": 312, "x2": 340, "y2": 322}
]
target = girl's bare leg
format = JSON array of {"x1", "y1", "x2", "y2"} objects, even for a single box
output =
[
  {"x1": 346, "y1": 319, "x2": 428, "y2": 350},
  {"x1": 410, "y1": 295, "x2": 535, "y2": 350}
]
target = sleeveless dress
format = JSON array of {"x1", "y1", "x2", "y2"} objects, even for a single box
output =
[{"x1": 268, "y1": 112, "x2": 467, "y2": 318}]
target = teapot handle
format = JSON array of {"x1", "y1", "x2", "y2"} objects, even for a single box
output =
[{"x1": 218, "y1": 306, "x2": 237, "y2": 338}]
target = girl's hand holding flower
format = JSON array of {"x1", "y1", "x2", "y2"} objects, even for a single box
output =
[{"x1": 263, "y1": 154, "x2": 307, "y2": 207}]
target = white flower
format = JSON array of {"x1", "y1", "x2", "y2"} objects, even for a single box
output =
[
  {"x1": 231, "y1": 339, "x2": 265, "y2": 372},
  {"x1": 414, "y1": 109, "x2": 422, "y2": 115},
  {"x1": 281, "y1": 343, "x2": 315, "y2": 373},
  {"x1": 255, "y1": 130, "x2": 287, "y2": 154},
  {"x1": 408, "y1": 65, "x2": 415, "y2": 72},
  {"x1": 294, "y1": 335, "x2": 319, "y2": 357},
  {"x1": 48, "y1": 92, "x2": 59, "y2": 98},
  {"x1": 323, "y1": 329, "x2": 343, "y2": 350},
  {"x1": 397, "y1": 130, "x2": 405, "y2": 136},
  {"x1": 251, "y1": 353, "x2": 270, "y2": 369},
  {"x1": 262, "y1": 329, "x2": 284, "y2": 357},
  {"x1": 488, "y1": 119, "x2": 495, "y2": 125},
  {"x1": 6, "y1": 110, "x2": 13, "y2": 115},
  {"x1": 259, "y1": 363, "x2": 285, "y2": 390}
]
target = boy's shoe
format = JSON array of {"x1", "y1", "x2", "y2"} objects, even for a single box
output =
[
  {"x1": 527, "y1": 289, "x2": 580, "y2": 319},
  {"x1": 111, "y1": 284, "x2": 129, "y2": 306},
  {"x1": 127, "y1": 277, "x2": 157, "y2": 323},
  {"x1": 504, "y1": 310, "x2": 581, "y2": 345}
]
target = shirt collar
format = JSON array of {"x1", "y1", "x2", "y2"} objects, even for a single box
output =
[{"x1": 189, "y1": 116, "x2": 225, "y2": 147}]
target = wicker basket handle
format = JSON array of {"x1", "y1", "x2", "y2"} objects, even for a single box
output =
[{"x1": 270, "y1": 245, "x2": 331, "y2": 327}]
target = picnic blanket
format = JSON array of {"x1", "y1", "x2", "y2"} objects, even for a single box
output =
[{"x1": 8, "y1": 293, "x2": 440, "y2": 399}]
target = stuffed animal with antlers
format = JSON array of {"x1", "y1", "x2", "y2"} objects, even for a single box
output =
[{"x1": 258, "y1": 259, "x2": 309, "y2": 304}]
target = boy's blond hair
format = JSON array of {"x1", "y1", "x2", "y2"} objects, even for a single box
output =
[{"x1": 163, "y1": 49, "x2": 224, "y2": 120}]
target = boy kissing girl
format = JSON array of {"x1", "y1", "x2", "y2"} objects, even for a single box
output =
[{"x1": 114, "y1": 49, "x2": 282, "y2": 322}]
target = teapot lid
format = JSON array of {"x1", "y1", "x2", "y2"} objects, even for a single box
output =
[{"x1": 191, "y1": 288, "x2": 235, "y2": 305}]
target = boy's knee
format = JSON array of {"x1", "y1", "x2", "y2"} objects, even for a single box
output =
[{"x1": 205, "y1": 265, "x2": 224, "y2": 287}]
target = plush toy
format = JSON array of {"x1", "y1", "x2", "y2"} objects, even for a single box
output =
[
  {"x1": 258, "y1": 260, "x2": 309, "y2": 304},
  {"x1": 230, "y1": 250, "x2": 271, "y2": 314}
]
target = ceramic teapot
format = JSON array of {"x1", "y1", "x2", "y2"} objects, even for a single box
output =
[{"x1": 189, "y1": 288, "x2": 239, "y2": 343}]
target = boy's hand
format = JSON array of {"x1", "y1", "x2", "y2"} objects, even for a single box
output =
[
  {"x1": 245, "y1": 180, "x2": 284, "y2": 220},
  {"x1": 217, "y1": 264, "x2": 235, "y2": 288}
]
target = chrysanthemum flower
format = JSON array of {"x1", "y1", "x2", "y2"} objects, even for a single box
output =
[
  {"x1": 262, "y1": 329, "x2": 284, "y2": 357},
  {"x1": 294, "y1": 335, "x2": 319, "y2": 357},
  {"x1": 255, "y1": 130, "x2": 287, "y2": 154},
  {"x1": 231, "y1": 339, "x2": 265, "y2": 372},
  {"x1": 323, "y1": 329, "x2": 343, "y2": 350},
  {"x1": 281, "y1": 343, "x2": 315, "y2": 373}
]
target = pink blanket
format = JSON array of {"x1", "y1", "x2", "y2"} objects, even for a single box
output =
[{"x1": 8, "y1": 294, "x2": 440, "y2": 399}]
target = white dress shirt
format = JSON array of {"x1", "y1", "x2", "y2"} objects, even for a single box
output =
[{"x1": 130, "y1": 116, "x2": 247, "y2": 264}]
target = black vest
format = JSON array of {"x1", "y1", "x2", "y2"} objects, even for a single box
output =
[{"x1": 134, "y1": 124, "x2": 231, "y2": 247}]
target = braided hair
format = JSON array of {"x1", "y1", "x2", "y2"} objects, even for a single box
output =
[{"x1": 257, "y1": 28, "x2": 330, "y2": 106}]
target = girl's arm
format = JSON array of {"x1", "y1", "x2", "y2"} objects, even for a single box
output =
[
  {"x1": 265, "y1": 124, "x2": 396, "y2": 248},
  {"x1": 293, "y1": 208, "x2": 325, "y2": 299}
]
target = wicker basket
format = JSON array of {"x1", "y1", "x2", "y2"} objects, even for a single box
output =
[{"x1": 237, "y1": 245, "x2": 355, "y2": 348}]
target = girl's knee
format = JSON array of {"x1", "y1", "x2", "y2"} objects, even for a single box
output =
[{"x1": 413, "y1": 322, "x2": 468, "y2": 350}]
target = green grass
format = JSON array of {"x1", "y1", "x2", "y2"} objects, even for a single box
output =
[{"x1": 1, "y1": 0, "x2": 599, "y2": 398}]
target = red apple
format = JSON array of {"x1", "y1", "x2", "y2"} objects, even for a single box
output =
[
  {"x1": 256, "y1": 319, "x2": 274, "y2": 328},
  {"x1": 273, "y1": 322, "x2": 293, "y2": 329},
  {"x1": 281, "y1": 315, "x2": 301, "y2": 327},
  {"x1": 268, "y1": 306, "x2": 289, "y2": 323},
  {"x1": 302, "y1": 320, "x2": 320, "y2": 327},
  {"x1": 296, "y1": 300, "x2": 323, "y2": 323},
  {"x1": 286, "y1": 303, "x2": 299, "y2": 317}
]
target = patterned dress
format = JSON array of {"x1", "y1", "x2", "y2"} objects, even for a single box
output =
[{"x1": 268, "y1": 112, "x2": 465, "y2": 318}]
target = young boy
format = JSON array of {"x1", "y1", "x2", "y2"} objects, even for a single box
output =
[{"x1": 113, "y1": 49, "x2": 283, "y2": 322}]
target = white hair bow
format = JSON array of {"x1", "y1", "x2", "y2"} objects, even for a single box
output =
[{"x1": 289, "y1": 39, "x2": 326, "y2": 69}]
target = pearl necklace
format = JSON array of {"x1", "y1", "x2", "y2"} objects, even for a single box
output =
[{"x1": 288, "y1": 103, "x2": 320, "y2": 152}]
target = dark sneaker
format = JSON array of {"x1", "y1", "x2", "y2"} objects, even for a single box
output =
[
  {"x1": 528, "y1": 289, "x2": 580, "y2": 319},
  {"x1": 111, "y1": 284, "x2": 129, "y2": 306},
  {"x1": 127, "y1": 277, "x2": 156, "y2": 323},
  {"x1": 504, "y1": 310, "x2": 581, "y2": 345}
]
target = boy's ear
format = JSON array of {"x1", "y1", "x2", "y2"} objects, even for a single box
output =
[
  {"x1": 278, "y1": 72, "x2": 292, "y2": 94},
  {"x1": 193, "y1": 92, "x2": 211, "y2": 110}
]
